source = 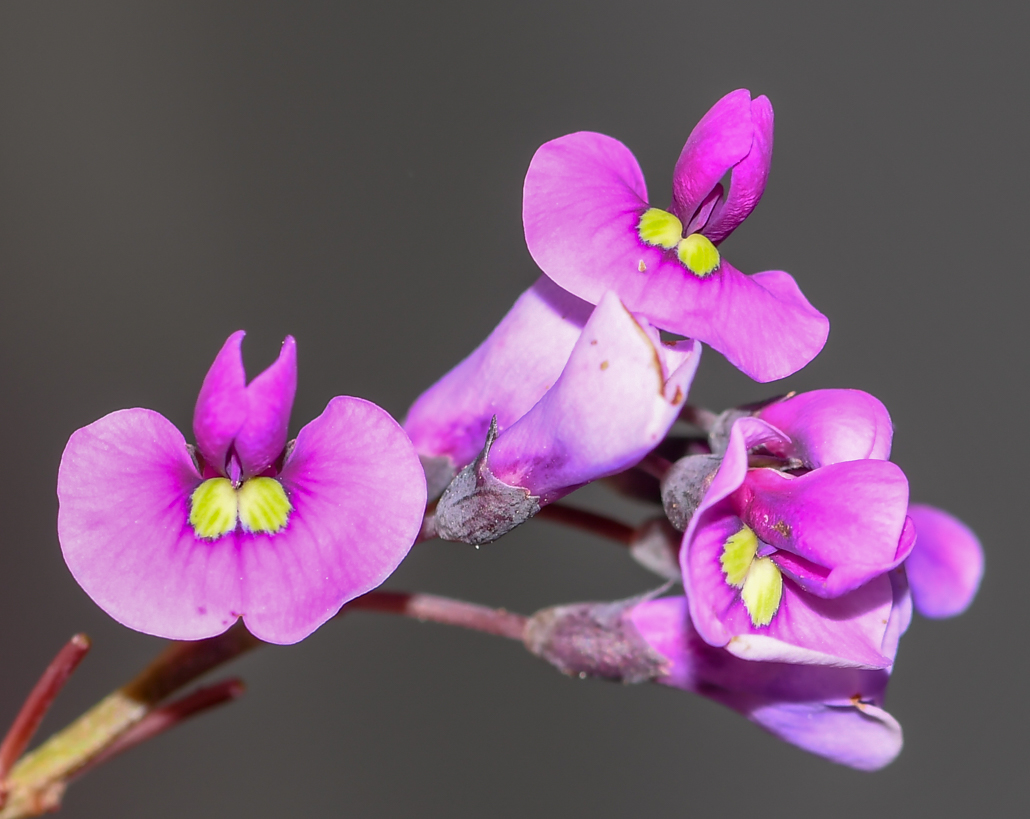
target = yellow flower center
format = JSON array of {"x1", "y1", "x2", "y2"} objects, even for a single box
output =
[
  {"x1": 189, "y1": 476, "x2": 292, "y2": 539},
  {"x1": 720, "y1": 524, "x2": 783, "y2": 627},
  {"x1": 637, "y1": 208, "x2": 721, "y2": 278}
]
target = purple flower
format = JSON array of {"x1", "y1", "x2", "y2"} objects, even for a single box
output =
[
  {"x1": 629, "y1": 596, "x2": 904, "y2": 770},
  {"x1": 404, "y1": 276, "x2": 592, "y2": 495},
  {"x1": 522, "y1": 89, "x2": 829, "y2": 383},
  {"x1": 58, "y1": 331, "x2": 427, "y2": 645},
  {"x1": 681, "y1": 416, "x2": 913, "y2": 668},
  {"x1": 905, "y1": 504, "x2": 984, "y2": 618},
  {"x1": 433, "y1": 292, "x2": 700, "y2": 544}
]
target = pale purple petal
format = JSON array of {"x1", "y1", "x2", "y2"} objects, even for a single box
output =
[
  {"x1": 488, "y1": 293, "x2": 701, "y2": 502},
  {"x1": 701, "y1": 95, "x2": 774, "y2": 243},
  {"x1": 234, "y1": 335, "x2": 297, "y2": 477},
  {"x1": 404, "y1": 276, "x2": 591, "y2": 471},
  {"x1": 881, "y1": 566, "x2": 913, "y2": 662},
  {"x1": 193, "y1": 330, "x2": 248, "y2": 473},
  {"x1": 58, "y1": 409, "x2": 243, "y2": 640},
  {"x1": 906, "y1": 504, "x2": 984, "y2": 618},
  {"x1": 247, "y1": 396, "x2": 427, "y2": 644},
  {"x1": 757, "y1": 389, "x2": 893, "y2": 467},
  {"x1": 630, "y1": 598, "x2": 902, "y2": 770},
  {"x1": 746, "y1": 699, "x2": 902, "y2": 771},
  {"x1": 740, "y1": 461, "x2": 910, "y2": 596},
  {"x1": 670, "y1": 89, "x2": 755, "y2": 225}
]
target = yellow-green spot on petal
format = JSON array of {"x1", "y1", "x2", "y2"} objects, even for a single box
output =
[
  {"x1": 190, "y1": 478, "x2": 238, "y2": 540},
  {"x1": 741, "y1": 556, "x2": 783, "y2": 627},
  {"x1": 720, "y1": 525, "x2": 759, "y2": 588},
  {"x1": 677, "y1": 233, "x2": 720, "y2": 278},
  {"x1": 637, "y1": 208, "x2": 684, "y2": 250},
  {"x1": 237, "y1": 477, "x2": 292, "y2": 535}
]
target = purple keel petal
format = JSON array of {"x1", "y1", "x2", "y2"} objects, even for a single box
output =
[
  {"x1": 193, "y1": 331, "x2": 248, "y2": 474},
  {"x1": 487, "y1": 293, "x2": 701, "y2": 502},
  {"x1": 741, "y1": 460, "x2": 910, "y2": 596},
  {"x1": 250, "y1": 396, "x2": 427, "y2": 644},
  {"x1": 404, "y1": 276, "x2": 592, "y2": 471},
  {"x1": 701, "y1": 94, "x2": 774, "y2": 244},
  {"x1": 235, "y1": 335, "x2": 297, "y2": 478},
  {"x1": 757, "y1": 389, "x2": 894, "y2": 467},
  {"x1": 670, "y1": 89, "x2": 756, "y2": 225},
  {"x1": 58, "y1": 409, "x2": 244, "y2": 640},
  {"x1": 906, "y1": 504, "x2": 984, "y2": 618}
]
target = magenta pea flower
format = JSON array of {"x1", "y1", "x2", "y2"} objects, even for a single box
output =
[
  {"x1": 681, "y1": 416, "x2": 913, "y2": 668},
  {"x1": 433, "y1": 291, "x2": 700, "y2": 544},
  {"x1": 523, "y1": 88, "x2": 829, "y2": 383},
  {"x1": 58, "y1": 331, "x2": 427, "y2": 645},
  {"x1": 629, "y1": 596, "x2": 904, "y2": 770}
]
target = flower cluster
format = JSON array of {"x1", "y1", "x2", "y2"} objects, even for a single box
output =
[{"x1": 55, "y1": 89, "x2": 983, "y2": 775}]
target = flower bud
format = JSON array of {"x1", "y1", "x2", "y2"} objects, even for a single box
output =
[
  {"x1": 660, "y1": 453, "x2": 722, "y2": 531},
  {"x1": 523, "y1": 597, "x2": 669, "y2": 684}
]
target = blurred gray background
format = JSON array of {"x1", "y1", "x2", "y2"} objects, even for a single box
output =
[{"x1": 0, "y1": 1, "x2": 1024, "y2": 816}]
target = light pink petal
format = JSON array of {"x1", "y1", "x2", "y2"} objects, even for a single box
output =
[
  {"x1": 404, "y1": 276, "x2": 592, "y2": 471},
  {"x1": 740, "y1": 461, "x2": 910, "y2": 596},
  {"x1": 246, "y1": 396, "x2": 427, "y2": 644},
  {"x1": 701, "y1": 95, "x2": 774, "y2": 243},
  {"x1": 758, "y1": 389, "x2": 894, "y2": 467},
  {"x1": 670, "y1": 89, "x2": 756, "y2": 225},
  {"x1": 906, "y1": 504, "x2": 984, "y2": 618},
  {"x1": 193, "y1": 331, "x2": 248, "y2": 474},
  {"x1": 487, "y1": 294, "x2": 700, "y2": 502},
  {"x1": 58, "y1": 409, "x2": 244, "y2": 640},
  {"x1": 234, "y1": 336, "x2": 297, "y2": 477}
]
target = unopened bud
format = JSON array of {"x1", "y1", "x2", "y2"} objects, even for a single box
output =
[
  {"x1": 434, "y1": 418, "x2": 541, "y2": 545},
  {"x1": 660, "y1": 453, "x2": 722, "y2": 531},
  {"x1": 524, "y1": 598, "x2": 669, "y2": 684}
]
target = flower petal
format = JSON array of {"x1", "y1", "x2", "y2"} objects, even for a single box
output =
[
  {"x1": 58, "y1": 409, "x2": 244, "y2": 640},
  {"x1": 487, "y1": 293, "x2": 701, "y2": 502},
  {"x1": 247, "y1": 396, "x2": 427, "y2": 644},
  {"x1": 404, "y1": 276, "x2": 591, "y2": 473},
  {"x1": 757, "y1": 389, "x2": 894, "y2": 467},
  {"x1": 630, "y1": 597, "x2": 902, "y2": 770},
  {"x1": 741, "y1": 460, "x2": 910, "y2": 596},
  {"x1": 700, "y1": 94, "x2": 774, "y2": 243},
  {"x1": 234, "y1": 336, "x2": 297, "y2": 477},
  {"x1": 905, "y1": 504, "x2": 984, "y2": 618},
  {"x1": 670, "y1": 89, "x2": 756, "y2": 225},
  {"x1": 193, "y1": 331, "x2": 248, "y2": 473}
]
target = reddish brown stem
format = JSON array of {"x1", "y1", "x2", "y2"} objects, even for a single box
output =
[
  {"x1": 350, "y1": 591, "x2": 527, "y2": 641},
  {"x1": 73, "y1": 678, "x2": 245, "y2": 779},
  {"x1": 0, "y1": 635, "x2": 91, "y2": 787},
  {"x1": 535, "y1": 503, "x2": 634, "y2": 546},
  {"x1": 636, "y1": 452, "x2": 673, "y2": 481}
]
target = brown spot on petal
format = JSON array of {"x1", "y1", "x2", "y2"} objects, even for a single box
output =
[
  {"x1": 590, "y1": 339, "x2": 598, "y2": 346},
  {"x1": 638, "y1": 260, "x2": 647, "y2": 272},
  {"x1": 600, "y1": 360, "x2": 609, "y2": 371},
  {"x1": 671, "y1": 385, "x2": 684, "y2": 406},
  {"x1": 773, "y1": 520, "x2": 791, "y2": 538}
]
